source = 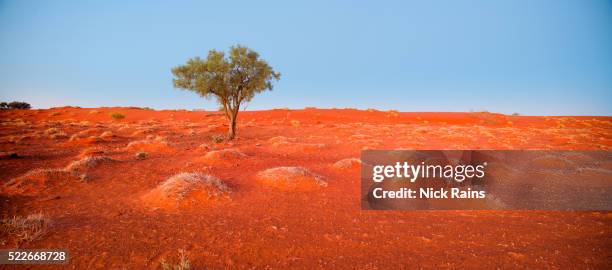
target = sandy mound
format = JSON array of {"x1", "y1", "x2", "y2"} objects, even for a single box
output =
[
  {"x1": 256, "y1": 167, "x2": 327, "y2": 191},
  {"x1": 3, "y1": 169, "x2": 75, "y2": 196},
  {"x1": 65, "y1": 156, "x2": 116, "y2": 177},
  {"x1": 99, "y1": 131, "x2": 115, "y2": 140},
  {"x1": 142, "y1": 173, "x2": 231, "y2": 209},
  {"x1": 200, "y1": 149, "x2": 246, "y2": 164},
  {"x1": 268, "y1": 136, "x2": 326, "y2": 153},
  {"x1": 268, "y1": 136, "x2": 296, "y2": 144},
  {"x1": 3, "y1": 156, "x2": 116, "y2": 195},
  {"x1": 78, "y1": 147, "x2": 107, "y2": 158},
  {"x1": 332, "y1": 158, "x2": 361, "y2": 170},
  {"x1": 68, "y1": 134, "x2": 101, "y2": 144},
  {"x1": 126, "y1": 138, "x2": 173, "y2": 153}
]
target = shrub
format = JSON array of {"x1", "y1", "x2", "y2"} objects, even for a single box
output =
[
  {"x1": 49, "y1": 112, "x2": 60, "y2": 116},
  {"x1": 110, "y1": 112, "x2": 125, "y2": 120},
  {"x1": 135, "y1": 151, "x2": 149, "y2": 160},
  {"x1": 1, "y1": 101, "x2": 31, "y2": 110}
]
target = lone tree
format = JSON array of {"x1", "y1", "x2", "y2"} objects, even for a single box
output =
[{"x1": 171, "y1": 45, "x2": 280, "y2": 139}]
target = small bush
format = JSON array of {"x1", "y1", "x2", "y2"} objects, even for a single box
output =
[
  {"x1": 1, "y1": 101, "x2": 31, "y2": 110},
  {"x1": 135, "y1": 151, "x2": 149, "y2": 160},
  {"x1": 512, "y1": 112, "x2": 520, "y2": 116},
  {"x1": 49, "y1": 112, "x2": 60, "y2": 116},
  {"x1": 110, "y1": 112, "x2": 125, "y2": 120}
]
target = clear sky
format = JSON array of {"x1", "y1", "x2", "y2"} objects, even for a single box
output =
[{"x1": 0, "y1": 0, "x2": 611, "y2": 115}]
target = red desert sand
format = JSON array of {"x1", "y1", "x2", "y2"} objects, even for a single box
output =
[{"x1": 0, "y1": 107, "x2": 611, "y2": 269}]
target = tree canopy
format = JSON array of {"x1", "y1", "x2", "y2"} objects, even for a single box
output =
[{"x1": 171, "y1": 45, "x2": 280, "y2": 139}]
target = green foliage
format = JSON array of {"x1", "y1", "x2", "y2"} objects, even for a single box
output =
[
  {"x1": 171, "y1": 45, "x2": 280, "y2": 139},
  {"x1": 110, "y1": 112, "x2": 125, "y2": 120},
  {"x1": 0, "y1": 101, "x2": 31, "y2": 110}
]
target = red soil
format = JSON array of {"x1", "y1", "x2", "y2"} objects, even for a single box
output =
[{"x1": 0, "y1": 107, "x2": 611, "y2": 269}]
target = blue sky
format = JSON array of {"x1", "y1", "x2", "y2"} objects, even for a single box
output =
[{"x1": 0, "y1": 0, "x2": 610, "y2": 115}]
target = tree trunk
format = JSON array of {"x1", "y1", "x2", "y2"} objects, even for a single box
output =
[{"x1": 227, "y1": 113, "x2": 237, "y2": 139}]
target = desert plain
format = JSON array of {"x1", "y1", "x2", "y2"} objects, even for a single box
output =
[{"x1": 0, "y1": 107, "x2": 611, "y2": 269}]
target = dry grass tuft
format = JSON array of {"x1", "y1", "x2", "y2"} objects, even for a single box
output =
[
  {"x1": 64, "y1": 156, "x2": 116, "y2": 176},
  {"x1": 44, "y1": 127, "x2": 60, "y2": 135},
  {"x1": 256, "y1": 167, "x2": 327, "y2": 190},
  {"x1": 142, "y1": 173, "x2": 230, "y2": 209},
  {"x1": 78, "y1": 147, "x2": 106, "y2": 157},
  {"x1": 126, "y1": 138, "x2": 172, "y2": 152},
  {"x1": 332, "y1": 158, "x2": 362, "y2": 170},
  {"x1": 3, "y1": 169, "x2": 72, "y2": 195},
  {"x1": 99, "y1": 131, "x2": 114, "y2": 139},
  {"x1": 161, "y1": 249, "x2": 191, "y2": 270},
  {"x1": 49, "y1": 131, "x2": 68, "y2": 139},
  {"x1": 202, "y1": 149, "x2": 246, "y2": 163},
  {"x1": 1, "y1": 213, "x2": 50, "y2": 245},
  {"x1": 211, "y1": 134, "x2": 224, "y2": 143},
  {"x1": 158, "y1": 173, "x2": 230, "y2": 200},
  {"x1": 4, "y1": 156, "x2": 117, "y2": 195}
]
